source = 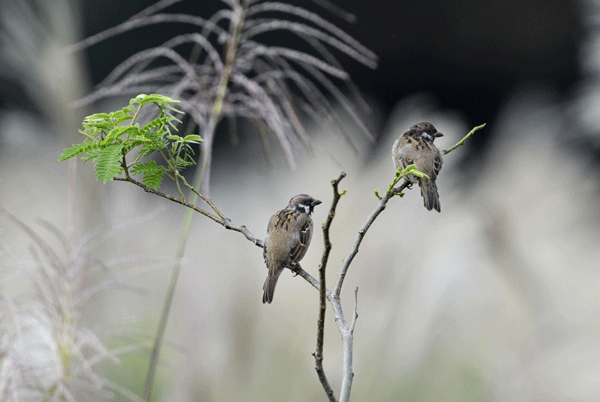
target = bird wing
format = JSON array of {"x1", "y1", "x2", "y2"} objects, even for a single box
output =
[
  {"x1": 264, "y1": 209, "x2": 313, "y2": 266},
  {"x1": 263, "y1": 211, "x2": 285, "y2": 267},
  {"x1": 288, "y1": 212, "x2": 312, "y2": 263},
  {"x1": 392, "y1": 136, "x2": 414, "y2": 169},
  {"x1": 432, "y1": 153, "x2": 442, "y2": 180},
  {"x1": 420, "y1": 140, "x2": 442, "y2": 180}
]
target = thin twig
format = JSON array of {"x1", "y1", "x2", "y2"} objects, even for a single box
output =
[
  {"x1": 332, "y1": 124, "x2": 484, "y2": 400},
  {"x1": 292, "y1": 264, "x2": 329, "y2": 297},
  {"x1": 175, "y1": 172, "x2": 226, "y2": 220},
  {"x1": 222, "y1": 218, "x2": 263, "y2": 247},
  {"x1": 113, "y1": 176, "x2": 264, "y2": 247},
  {"x1": 159, "y1": 148, "x2": 187, "y2": 202},
  {"x1": 117, "y1": 124, "x2": 483, "y2": 401},
  {"x1": 332, "y1": 179, "x2": 409, "y2": 299},
  {"x1": 443, "y1": 123, "x2": 486, "y2": 155},
  {"x1": 332, "y1": 287, "x2": 360, "y2": 402},
  {"x1": 113, "y1": 177, "x2": 222, "y2": 224},
  {"x1": 314, "y1": 171, "x2": 346, "y2": 402},
  {"x1": 329, "y1": 295, "x2": 351, "y2": 402},
  {"x1": 349, "y1": 287, "x2": 358, "y2": 332}
]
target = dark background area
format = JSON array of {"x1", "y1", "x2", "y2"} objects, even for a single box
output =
[{"x1": 1, "y1": 0, "x2": 582, "y2": 155}]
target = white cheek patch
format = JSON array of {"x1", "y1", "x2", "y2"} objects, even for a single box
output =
[
  {"x1": 297, "y1": 204, "x2": 311, "y2": 215},
  {"x1": 421, "y1": 133, "x2": 433, "y2": 142}
]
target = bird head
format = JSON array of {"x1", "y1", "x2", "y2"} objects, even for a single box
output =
[
  {"x1": 408, "y1": 121, "x2": 443, "y2": 143},
  {"x1": 286, "y1": 194, "x2": 322, "y2": 215}
]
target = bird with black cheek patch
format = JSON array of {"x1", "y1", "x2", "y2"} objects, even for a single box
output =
[
  {"x1": 262, "y1": 194, "x2": 322, "y2": 304},
  {"x1": 392, "y1": 122, "x2": 444, "y2": 212}
]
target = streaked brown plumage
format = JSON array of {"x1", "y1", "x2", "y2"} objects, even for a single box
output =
[
  {"x1": 392, "y1": 122, "x2": 444, "y2": 212},
  {"x1": 262, "y1": 194, "x2": 321, "y2": 304}
]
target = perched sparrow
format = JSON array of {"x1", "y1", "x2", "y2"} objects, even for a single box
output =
[
  {"x1": 392, "y1": 122, "x2": 444, "y2": 212},
  {"x1": 262, "y1": 194, "x2": 322, "y2": 304}
]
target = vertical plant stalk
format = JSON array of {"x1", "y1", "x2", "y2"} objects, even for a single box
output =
[
  {"x1": 142, "y1": 2, "x2": 249, "y2": 400},
  {"x1": 195, "y1": 1, "x2": 247, "y2": 197}
]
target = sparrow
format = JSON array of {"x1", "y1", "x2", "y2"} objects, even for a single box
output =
[
  {"x1": 262, "y1": 194, "x2": 322, "y2": 304},
  {"x1": 392, "y1": 122, "x2": 444, "y2": 212}
]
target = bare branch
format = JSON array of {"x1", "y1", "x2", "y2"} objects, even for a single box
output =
[
  {"x1": 112, "y1": 122, "x2": 481, "y2": 402},
  {"x1": 332, "y1": 179, "x2": 409, "y2": 298},
  {"x1": 443, "y1": 123, "x2": 486, "y2": 155},
  {"x1": 222, "y1": 219, "x2": 263, "y2": 247},
  {"x1": 114, "y1": 177, "x2": 221, "y2": 224},
  {"x1": 337, "y1": 300, "x2": 355, "y2": 402},
  {"x1": 113, "y1": 176, "x2": 263, "y2": 247},
  {"x1": 291, "y1": 264, "x2": 329, "y2": 296},
  {"x1": 314, "y1": 171, "x2": 346, "y2": 402},
  {"x1": 349, "y1": 287, "x2": 358, "y2": 333}
]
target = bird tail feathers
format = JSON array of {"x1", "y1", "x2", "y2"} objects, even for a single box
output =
[
  {"x1": 262, "y1": 273, "x2": 280, "y2": 304},
  {"x1": 419, "y1": 179, "x2": 441, "y2": 212}
]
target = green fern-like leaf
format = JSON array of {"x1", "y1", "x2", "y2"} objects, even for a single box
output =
[
  {"x1": 85, "y1": 112, "x2": 110, "y2": 121},
  {"x1": 131, "y1": 160, "x2": 164, "y2": 189},
  {"x1": 183, "y1": 134, "x2": 203, "y2": 143},
  {"x1": 82, "y1": 148, "x2": 102, "y2": 163},
  {"x1": 108, "y1": 125, "x2": 138, "y2": 139},
  {"x1": 129, "y1": 136, "x2": 152, "y2": 143},
  {"x1": 140, "y1": 117, "x2": 170, "y2": 136},
  {"x1": 83, "y1": 119, "x2": 113, "y2": 131},
  {"x1": 143, "y1": 169, "x2": 163, "y2": 189},
  {"x1": 167, "y1": 134, "x2": 183, "y2": 141},
  {"x1": 95, "y1": 143, "x2": 124, "y2": 183},
  {"x1": 164, "y1": 105, "x2": 184, "y2": 115},
  {"x1": 60, "y1": 94, "x2": 186, "y2": 187},
  {"x1": 58, "y1": 141, "x2": 97, "y2": 161},
  {"x1": 111, "y1": 113, "x2": 134, "y2": 126},
  {"x1": 135, "y1": 94, "x2": 180, "y2": 106}
]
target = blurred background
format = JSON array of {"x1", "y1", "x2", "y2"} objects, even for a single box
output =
[{"x1": 1, "y1": 0, "x2": 600, "y2": 401}]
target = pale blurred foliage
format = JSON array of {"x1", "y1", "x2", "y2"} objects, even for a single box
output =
[
  {"x1": 3, "y1": 1, "x2": 600, "y2": 402},
  {"x1": 4, "y1": 89, "x2": 600, "y2": 401}
]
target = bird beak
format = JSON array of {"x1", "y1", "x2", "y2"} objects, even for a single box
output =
[
  {"x1": 312, "y1": 199, "x2": 322, "y2": 207},
  {"x1": 435, "y1": 132, "x2": 444, "y2": 138}
]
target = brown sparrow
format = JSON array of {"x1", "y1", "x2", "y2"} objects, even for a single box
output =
[
  {"x1": 262, "y1": 194, "x2": 322, "y2": 304},
  {"x1": 392, "y1": 122, "x2": 444, "y2": 212}
]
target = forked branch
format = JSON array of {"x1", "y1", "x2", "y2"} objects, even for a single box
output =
[{"x1": 113, "y1": 124, "x2": 484, "y2": 402}]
